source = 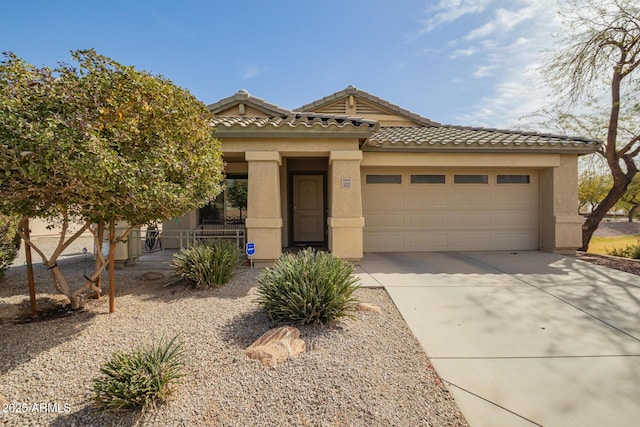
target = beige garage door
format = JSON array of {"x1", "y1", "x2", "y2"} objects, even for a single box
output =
[{"x1": 362, "y1": 169, "x2": 538, "y2": 252}]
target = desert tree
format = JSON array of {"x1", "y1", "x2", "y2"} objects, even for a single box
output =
[
  {"x1": 0, "y1": 50, "x2": 224, "y2": 308},
  {"x1": 618, "y1": 174, "x2": 640, "y2": 221},
  {"x1": 578, "y1": 171, "x2": 612, "y2": 212},
  {"x1": 543, "y1": 0, "x2": 640, "y2": 250}
]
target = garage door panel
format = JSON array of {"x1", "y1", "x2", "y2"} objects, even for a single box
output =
[
  {"x1": 366, "y1": 213, "x2": 405, "y2": 228},
  {"x1": 493, "y1": 212, "x2": 537, "y2": 227},
  {"x1": 406, "y1": 189, "x2": 448, "y2": 207},
  {"x1": 493, "y1": 191, "x2": 537, "y2": 208},
  {"x1": 450, "y1": 192, "x2": 492, "y2": 208},
  {"x1": 364, "y1": 191, "x2": 404, "y2": 207},
  {"x1": 450, "y1": 212, "x2": 493, "y2": 227},
  {"x1": 363, "y1": 169, "x2": 538, "y2": 252},
  {"x1": 408, "y1": 214, "x2": 448, "y2": 227}
]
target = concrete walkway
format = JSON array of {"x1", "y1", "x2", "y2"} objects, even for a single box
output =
[{"x1": 356, "y1": 251, "x2": 640, "y2": 427}]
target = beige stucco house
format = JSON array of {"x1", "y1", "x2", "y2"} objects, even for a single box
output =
[{"x1": 163, "y1": 86, "x2": 600, "y2": 262}]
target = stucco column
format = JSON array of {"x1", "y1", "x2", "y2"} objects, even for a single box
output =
[
  {"x1": 328, "y1": 151, "x2": 364, "y2": 260},
  {"x1": 245, "y1": 151, "x2": 282, "y2": 261},
  {"x1": 539, "y1": 154, "x2": 583, "y2": 254}
]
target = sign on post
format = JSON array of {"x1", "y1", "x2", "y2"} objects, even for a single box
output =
[{"x1": 246, "y1": 242, "x2": 255, "y2": 268}]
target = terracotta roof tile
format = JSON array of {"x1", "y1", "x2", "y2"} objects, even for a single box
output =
[
  {"x1": 368, "y1": 126, "x2": 601, "y2": 152},
  {"x1": 211, "y1": 113, "x2": 379, "y2": 131}
]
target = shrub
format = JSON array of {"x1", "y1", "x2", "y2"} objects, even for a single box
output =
[
  {"x1": 91, "y1": 335, "x2": 186, "y2": 412},
  {"x1": 171, "y1": 240, "x2": 240, "y2": 288},
  {"x1": 608, "y1": 240, "x2": 640, "y2": 259},
  {"x1": 256, "y1": 248, "x2": 360, "y2": 325},
  {"x1": 0, "y1": 214, "x2": 21, "y2": 280}
]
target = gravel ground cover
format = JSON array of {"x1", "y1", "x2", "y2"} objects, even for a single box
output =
[{"x1": 0, "y1": 257, "x2": 467, "y2": 427}]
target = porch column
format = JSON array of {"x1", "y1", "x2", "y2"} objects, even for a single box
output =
[
  {"x1": 328, "y1": 151, "x2": 364, "y2": 260},
  {"x1": 539, "y1": 154, "x2": 583, "y2": 254},
  {"x1": 245, "y1": 151, "x2": 282, "y2": 262}
]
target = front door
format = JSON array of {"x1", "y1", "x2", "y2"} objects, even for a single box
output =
[{"x1": 293, "y1": 174, "x2": 325, "y2": 242}]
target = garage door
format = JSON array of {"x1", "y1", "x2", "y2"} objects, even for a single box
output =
[{"x1": 362, "y1": 169, "x2": 538, "y2": 252}]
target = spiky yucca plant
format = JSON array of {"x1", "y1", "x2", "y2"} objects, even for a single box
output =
[
  {"x1": 91, "y1": 335, "x2": 186, "y2": 412},
  {"x1": 256, "y1": 248, "x2": 360, "y2": 325},
  {"x1": 171, "y1": 240, "x2": 240, "y2": 288}
]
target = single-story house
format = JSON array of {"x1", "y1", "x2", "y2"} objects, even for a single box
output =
[{"x1": 163, "y1": 86, "x2": 601, "y2": 262}]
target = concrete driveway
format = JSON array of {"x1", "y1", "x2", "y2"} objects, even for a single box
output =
[{"x1": 356, "y1": 251, "x2": 640, "y2": 427}]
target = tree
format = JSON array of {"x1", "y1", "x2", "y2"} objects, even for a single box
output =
[
  {"x1": 0, "y1": 50, "x2": 224, "y2": 308},
  {"x1": 544, "y1": 0, "x2": 640, "y2": 250},
  {"x1": 0, "y1": 214, "x2": 21, "y2": 280},
  {"x1": 618, "y1": 174, "x2": 640, "y2": 221},
  {"x1": 227, "y1": 180, "x2": 248, "y2": 220},
  {"x1": 578, "y1": 171, "x2": 612, "y2": 212}
]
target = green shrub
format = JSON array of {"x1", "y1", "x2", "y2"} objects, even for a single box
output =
[
  {"x1": 256, "y1": 248, "x2": 360, "y2": 325},
  {"x1": 0, "y1": 214, "x2": 21, "y2": 280},
  {"x1": 91, "y1": 335, "x2": 186, "y2": 412},
  {"x1": 171, "y1": 240, "x2": 240, "y2": 289},
  {"x1": 608, "y1": 240, "x2": 640, "y2": 259}
]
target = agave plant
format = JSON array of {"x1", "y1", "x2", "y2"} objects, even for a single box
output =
[
  {"x1": 256, "y1": 248, "x2": 360, "y2": 325},
  {"x1": 91, "y1": 335, "x2": 186, "y2": 412},
  {"x1": 171, "y1": 240, "x2": 240, "y2": 288}
]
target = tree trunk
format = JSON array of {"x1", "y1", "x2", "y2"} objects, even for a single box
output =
[
  {"x1": 580, "y1": 174, "x2": 633, "y2": 250},
  {"x1": 21, "y1": 218, "x2": 37, "y2": 315},
  {"x1": 630, "y1": 203, "x2": 640, "y2": 223},
  {"x1": 109, "y1": 221, "x2": 116, "y2": 313}
]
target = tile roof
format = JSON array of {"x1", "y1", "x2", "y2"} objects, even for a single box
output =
[
  {"x1": 208, "y1": 88, "x2": 602, "y2": 153},
  {"x1": 367, "y1": 126, "x2": 602, "y2": 153},
  {"x1": 211, "y1": 112, "x2": 379, "y2": 131},
  {"x1": 295, "y1": 85, "x2": 440, "y2": 127}
]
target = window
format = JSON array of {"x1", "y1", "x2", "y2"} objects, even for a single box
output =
[
  {"x1": 497, "y1": 174, "x2": 530, "y2": 184},
  {"x1": 411, "y1": 174, "x2": 446, "y2": 184},
  {"x1": 366, "y1": 174, "x2": 402, "y2": 184},
  {"x1": 454, "y1": 174, "x2": 488, "y2": 184},
  {"x1": 198, "y1": 174, "x2": 248, "y2": 226}
]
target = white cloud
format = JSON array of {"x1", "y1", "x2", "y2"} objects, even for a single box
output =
[
  {"x1": 409, "y1": 0, "x2": 496, "y2": 40},
  {"x1": 449, "y1": 48, "x2": 478, "y2": 58},
  {"x1": 243, "y1": 66, "x2": 269, "y2": 80},
  {"x1": 473, "y1": 65, "x2": 497, "y2": 77},
  {"x1": 465, "y1": 5, "x2": 537, "y2": 40},
  {"x1": 450, "y1": 0, "x2": 560, "y2": 127}
]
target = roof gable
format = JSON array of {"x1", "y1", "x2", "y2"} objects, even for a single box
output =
[
  {"x1": 207, "y1": 89, "x2": 291, "y2": 118},
  {"x1": 295, "y1": 86, "x2": 440, "y2": 127}
]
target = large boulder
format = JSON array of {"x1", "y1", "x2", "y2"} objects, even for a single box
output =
[
  {"x1": 246, "y1": 326, "x2": 305, "y2": 367},
  {"x1": 0, "y1": 393, "x2": 8, "y2": 406}
]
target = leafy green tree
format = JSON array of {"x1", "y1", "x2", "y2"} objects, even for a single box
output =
[
  {"x1": 543, "y1": 0, "x2": 640, "y2": 250},
  {"x1": 0, "y1": 213, "x2": 21, "y2": 280},
  {"x1": 578, "y1": 171, "x2": 612, "y2": 213},
  {"x1": 0, "y1": 50, "x2": 223, "y2": 307},
  {"x1": 618, "y1": 174, "x2": 640, "y2": 221}
]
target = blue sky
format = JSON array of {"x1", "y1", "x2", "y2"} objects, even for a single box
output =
[{"x1": 1, "y1": 0, "x2": 562, "y2": 129}]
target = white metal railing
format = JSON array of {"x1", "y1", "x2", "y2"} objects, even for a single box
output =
[{"x1": 177, "y1": 228, "x2": 246, "y2": 251}]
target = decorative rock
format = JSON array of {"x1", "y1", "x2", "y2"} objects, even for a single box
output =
[
  {"x1": 246, "y1": 326, "x2": 306, "y2": 367},
  {"x1": 356, "y1": 302, "x2": 382, "y2": 313},
  {"x1": 0, "y1": 393, "x2": 8, "y2": 405}
]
